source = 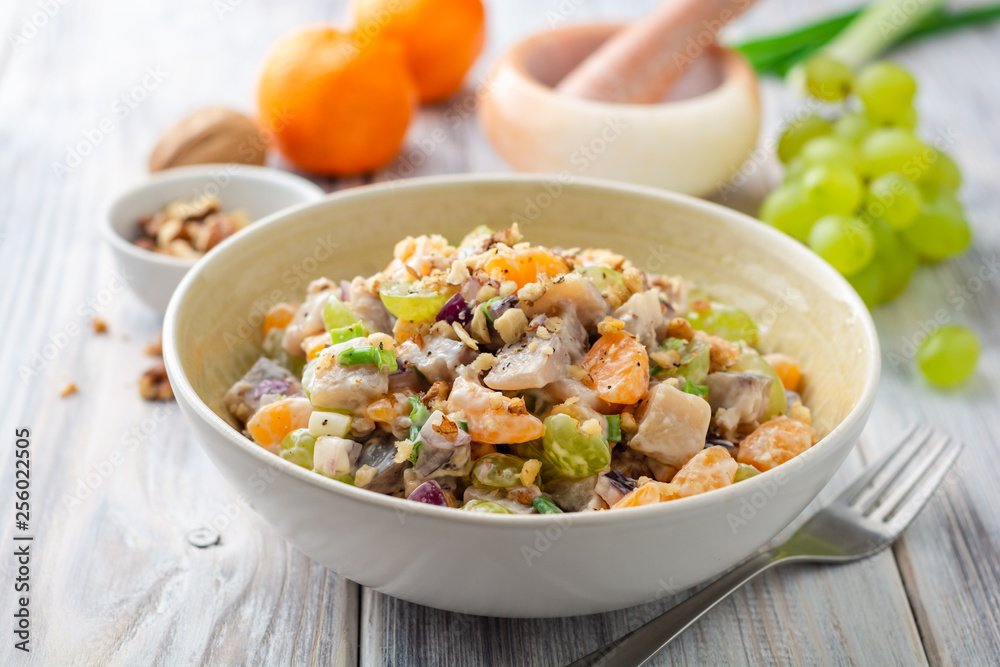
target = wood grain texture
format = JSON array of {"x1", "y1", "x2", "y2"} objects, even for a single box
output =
[{"x1": 0, "y1": 0, "x2": 998, "y2": 664}]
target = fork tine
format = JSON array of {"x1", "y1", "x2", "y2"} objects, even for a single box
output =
[
  {"x1": 867, "y1": 433, "x2": 951, "y2": 521},
  {"x1": 884, "y1": 438, "x2": 963, "y2": 535},
  {"x1": 836, "y1": 423, "x2": 924, "y2": 505}
]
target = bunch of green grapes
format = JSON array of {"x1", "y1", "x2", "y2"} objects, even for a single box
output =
[{"x1": 760, "y1": 56, "x2": 972, "y2": 308}]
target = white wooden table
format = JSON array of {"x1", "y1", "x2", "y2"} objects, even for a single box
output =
[{"x1": 2, "y1": 0, "x2": 998, "y2": 664}]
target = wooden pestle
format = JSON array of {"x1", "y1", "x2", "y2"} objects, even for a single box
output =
[{"x1": 555, "y1": 0, "x2": 759, "y2": 104}]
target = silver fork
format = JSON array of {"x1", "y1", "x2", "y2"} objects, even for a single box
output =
[{"x1": 568, "y1": 424, "x2": 962, "y2": 667}]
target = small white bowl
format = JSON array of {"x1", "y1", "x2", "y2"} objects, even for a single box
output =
[
  {"x1": 479, "y1": 24, "x2": 760, "y2": 196},
  {"x1": 102, "y1": 164, "x2": 325, "y2": 314},
  {"x1": 163, "y1": 174, "x2": 879, "y2": 618}
]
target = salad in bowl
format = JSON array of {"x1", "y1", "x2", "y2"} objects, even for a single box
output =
[{"x1": 225, "y1": 224, "x2": 816, "y2": 514}]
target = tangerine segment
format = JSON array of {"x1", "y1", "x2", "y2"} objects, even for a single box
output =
[
  {"x1": 258, "y1": 27, "x2": 416, "y2": 175},
  {"x1": 264, "y1": 302, "x2": 298, "y2": 335},
  {"x1": 247, "y1": 397, "x2": 313, "y2": 450},
  {"x1": 354, "y1": 0, "x2": 485, "y2": 103},
  {"x1": 581, "y1": 332, "x2": 649, "y2": 405},
  {"x1": 612, "y1": 481, "x2": 681, "y2": 509},
  {"x1": 737, "y1": 417, "x2": 816, "y2": 472},
  {"x1": 483, "y1": 248, "x2": 567, "y2": 288},
  {"x1": 764, "y1": 353, "x2": 802, "y2": 392},
  {"x1": 672, "y1": 446, "x2": 738, "y2": 497}
]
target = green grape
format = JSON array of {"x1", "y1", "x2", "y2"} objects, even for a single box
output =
[
  {"x1": 875, "y1": 221, "x2": 917, "y2": 302},
  {"x1": 462, "y1": 500, "x2": 514, "y2": 514},
  {"x1": 378, "y1": 280, "x2": 452, "y2": 322},
  {"x1": 871, "y1": 105, "x2": 918, "y2": 130},
  {"x1": 917, "y1": 325, "x2": 979, "y2": 388},
  {"x1": 920, "y1": 150, "x2": 962, "y2": 190},
  {"x1": 732, "y1": 353, "x2": 787, "y2": 418},
  {"x1": 864, "y1": 172, "x2": 921, "y2": 230},
  {"x1": 685, "y1": 302, "x2": 759, "y2": 346},
  {"x1": 280, "y1": 428, "x2": 317, "y2": 469},
  {"x1": 783, "y1": 156, "x2": 810, "y2": 183},
  {"x1": 807, "y1": 215, "x2": 875, "y2": 276},
  {"x1": 847, "y1": 261, "x2": 884, "y2": 308},
  {"x1": 734, "y1": 463, "x2": 761, "y2": 483},
  {"x1": 833, "y1": 111, "x2": 872, "y2": 145},
  {"x1": 803, "y1": 164, "x2": 863, "y2": 215},
  {"x1": 900, "y1": 196, "x2": 972, "y2": 263},
  {"x1": 798, "y1": 135, "x2": 857, "y2": 170},
  {"x1": 802, "y1": 54, "x2": 853, "y2": 101},
  {"x1": 858, "y1": 128, "x2": 929, "y2": 180},
  {"x1": 759, "y1": 184, "x2": 819, "y2": 241},
  {"x1": 777, "y1": 114, "x2": 832, "y2": 163},
  {"x1": 322, "y1": 294, "x2": 360, "y2": 332},
  {"x1": 542, "y1": 414, "x2": 611, "y2": 478},
  {"x1": 855, "y1": 61, "x2": 917, "y2": 125},
  {"x1": 471, "y1": 453, "x2": 528, "y2": 489},
  {"x1": 575, "y1": 266, "x2": 628, "y2": 301},
  {"x1": 656, "y1": 337, "x2": 710, "y2": 384}
]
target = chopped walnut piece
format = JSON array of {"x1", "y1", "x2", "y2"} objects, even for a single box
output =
[
  {"x1": 788, "y1": 401, "x2": 812, "y2": 425},
  {"x1": 354, "y1": 465, "x2": 378, "y2": 488},
  {"x1": 92, "y1": 317, "x2": 108, "y2": 334},
  {"x1": 665, "y1": 317, "x2": 695, "y2": 341},
  {"x1": 519, "y1": 459, "x2": 542, "y2": 488},
  {"x1": 568, "y1": 365, "x2": 589, "y2": 382},
  {"x1": 695, "y1": 331, "x2": 741, "y2": 372},
  {"x1": 145, "y1": 335, "x2": 163, "y2": 356},
  {"x1": 470, "y1": 352, "x2": 498, "y2": 373},
  {"x1": 516, "y1": 281, "x2": 544, "y2": 304},
  {"x1": 453, "y1": 322, "x2": 479, "y2": 350},
  {"x1": 59, "y1": 382, "x2": 78, "y2": 398},
  {"x1": 597, "y1": 316, "x2": 625, "y2": 337},
  {"x1": 424, "y1": 381, "x2": 450, "y2": 412},
  {"x1": 139, "y1": 361, "x2": 174, "y2": 401},
  {"x1": 622, "y1": 266, "x2": 645, "y2": 294},
  {"x1": 649, "y1": 348, "x2": 681, "y2": 369},
  {"x1": 620, "y1": 411, "x2": 638, "y2": 435},
  {"x1": 494, "y1": 307, "x2": 528, "y2": 345}
]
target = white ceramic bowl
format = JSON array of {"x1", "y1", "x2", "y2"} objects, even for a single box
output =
[
  {"x1": 102, "y1": 164, "x2": 325, "y2": 314},
  {"x1": 163, "y1": 175, "x2": 878, "y2": 618},
  {"x1": 478, "y1": 24, "x2": 760, "y2": 196}
]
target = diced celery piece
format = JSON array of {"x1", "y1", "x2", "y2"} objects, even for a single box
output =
[
  {"x1": 734, "y1": 463, "x2": 761, "y2": 483},
  {"x1": 606, "y1": 415, "x2": 621, "y2": 442},
  {"x1": 330, "y1": 321, "x2": 367, "y2": 345},
  {"x1": 686, "y1": 301, "x2": 760, "y2": 345},
  {"x1": 280, "y1": 428, "x2": 317, "y2": 469}
]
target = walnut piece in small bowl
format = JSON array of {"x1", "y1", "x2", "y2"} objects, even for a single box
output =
[{"x1": 103, "y1": 164, "x2": 324, "y2": 314}]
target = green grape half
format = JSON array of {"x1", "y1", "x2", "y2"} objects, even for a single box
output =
[
  {"x1": 807, "y1": 215, "x2": 875, "y2": 276},
  {"x1": 803, "y1": 55, "x2": 853, "y2": 101},
  {"x1": 855, "y1": 61, "x2": 917, "y2": 125},
  {"x1": 847, "y1": 261, "x2": 884, "y2": 309},
  {"x1": 379, "y1": 280, "x2": 453, "y2": 322},
  {"x1": 759, "y1": 184, "x2": 819, "y2": 241},
  {"x1": 803, "y1": 164, "x2": 863, "y2": 216},
  {"x1": 917, "y1": 325, "x2": 979, "y2": 388},
  {"x1": 864, "y1": 172, "x2": 921, "y2": 230},
  {"x1": 920, "y1": 150, "x2": 962, "y2": 190},
  {"x1": 472, "y1": 453, "x2": 528, "y2": 489},
  {"x1": 777, "y1": 114, "x2": 832, "y2": 163},
  {"x1": 542, "y1": 414, "x2": 611, "y2": 478},
  {"x1": 900, "y1": 195, "x2": 972, "y2": 263}
]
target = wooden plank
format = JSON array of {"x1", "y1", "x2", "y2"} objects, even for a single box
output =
[{"x1": 0, "y1": 0, "x2": 359, "y2": 665}]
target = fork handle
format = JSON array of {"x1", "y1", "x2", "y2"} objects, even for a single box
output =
[{"x1": 567, "y1": 548, "x2": 783, "y2": 667}]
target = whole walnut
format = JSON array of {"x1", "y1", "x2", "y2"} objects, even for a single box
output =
[{"x1": 149, "y1": 106, "x2": 267, "y2": 171}]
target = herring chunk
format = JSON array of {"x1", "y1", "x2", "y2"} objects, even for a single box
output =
[
  {"x1": 282, "y1": 278, "x2": 336, "y2": 355},
  {"x1": 305, "y1": 339, "x2": 389, "y2": 411},
  {"x1": 224, "y1": 356, "x2": 303, "y2": 424},
  {"x1": 613, "y1": 289, "x2": 664, "y2": 349},
  {"x1": 396, "y1": 337, "x2": 475, "y2": 383},
  {"x1": 346, "y1": 276, "x2": 392, "y2": 334},
  {"x1": 484, "y1": 315, "x2": 587, "y2": 391},
  {"x1": 628, "y1": 382, "x2": 711, "y2": 468},
  {"x1": 706, "y1": 372, "x2": 772, "y2": 441},
  {"x1": 522, "y1": 273, "x2": 609, "y2": 331}
]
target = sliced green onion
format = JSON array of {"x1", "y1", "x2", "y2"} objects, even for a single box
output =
[
  {"x1": 407, "y1": 395, "x2": 431, "y2": 443},
  {"x1": 457, "y1": 420, "x2": 469, "y2": 433},
  {"x1": 817, "y1": 0, "x2": 945, "y2": 70},
  {"x1": 337, "y1": 345, "x2": 397, "y2": 374},
  {"x1": 481, "y1": 296, "x2": 503, "y2": 323},
  {"x1": 330, "y1": 321, "x2": 368, "y2": 345},
  {"x1": 682, "y1": 378, "x2": 709, "y2": 398},
  {"x1": 606, "y1": 415, "x2": 621, "y2": 443},
  {"x1": 408, "y1": 442, "x2": 421, "y2": 465},
  {"x1": 532, "y1": 496, "x2": 564, "y2": 514}
]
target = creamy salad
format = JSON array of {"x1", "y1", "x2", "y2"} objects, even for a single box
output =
[{"x1": 225, "y1": 225, "x2": 816, "y2": 514}]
